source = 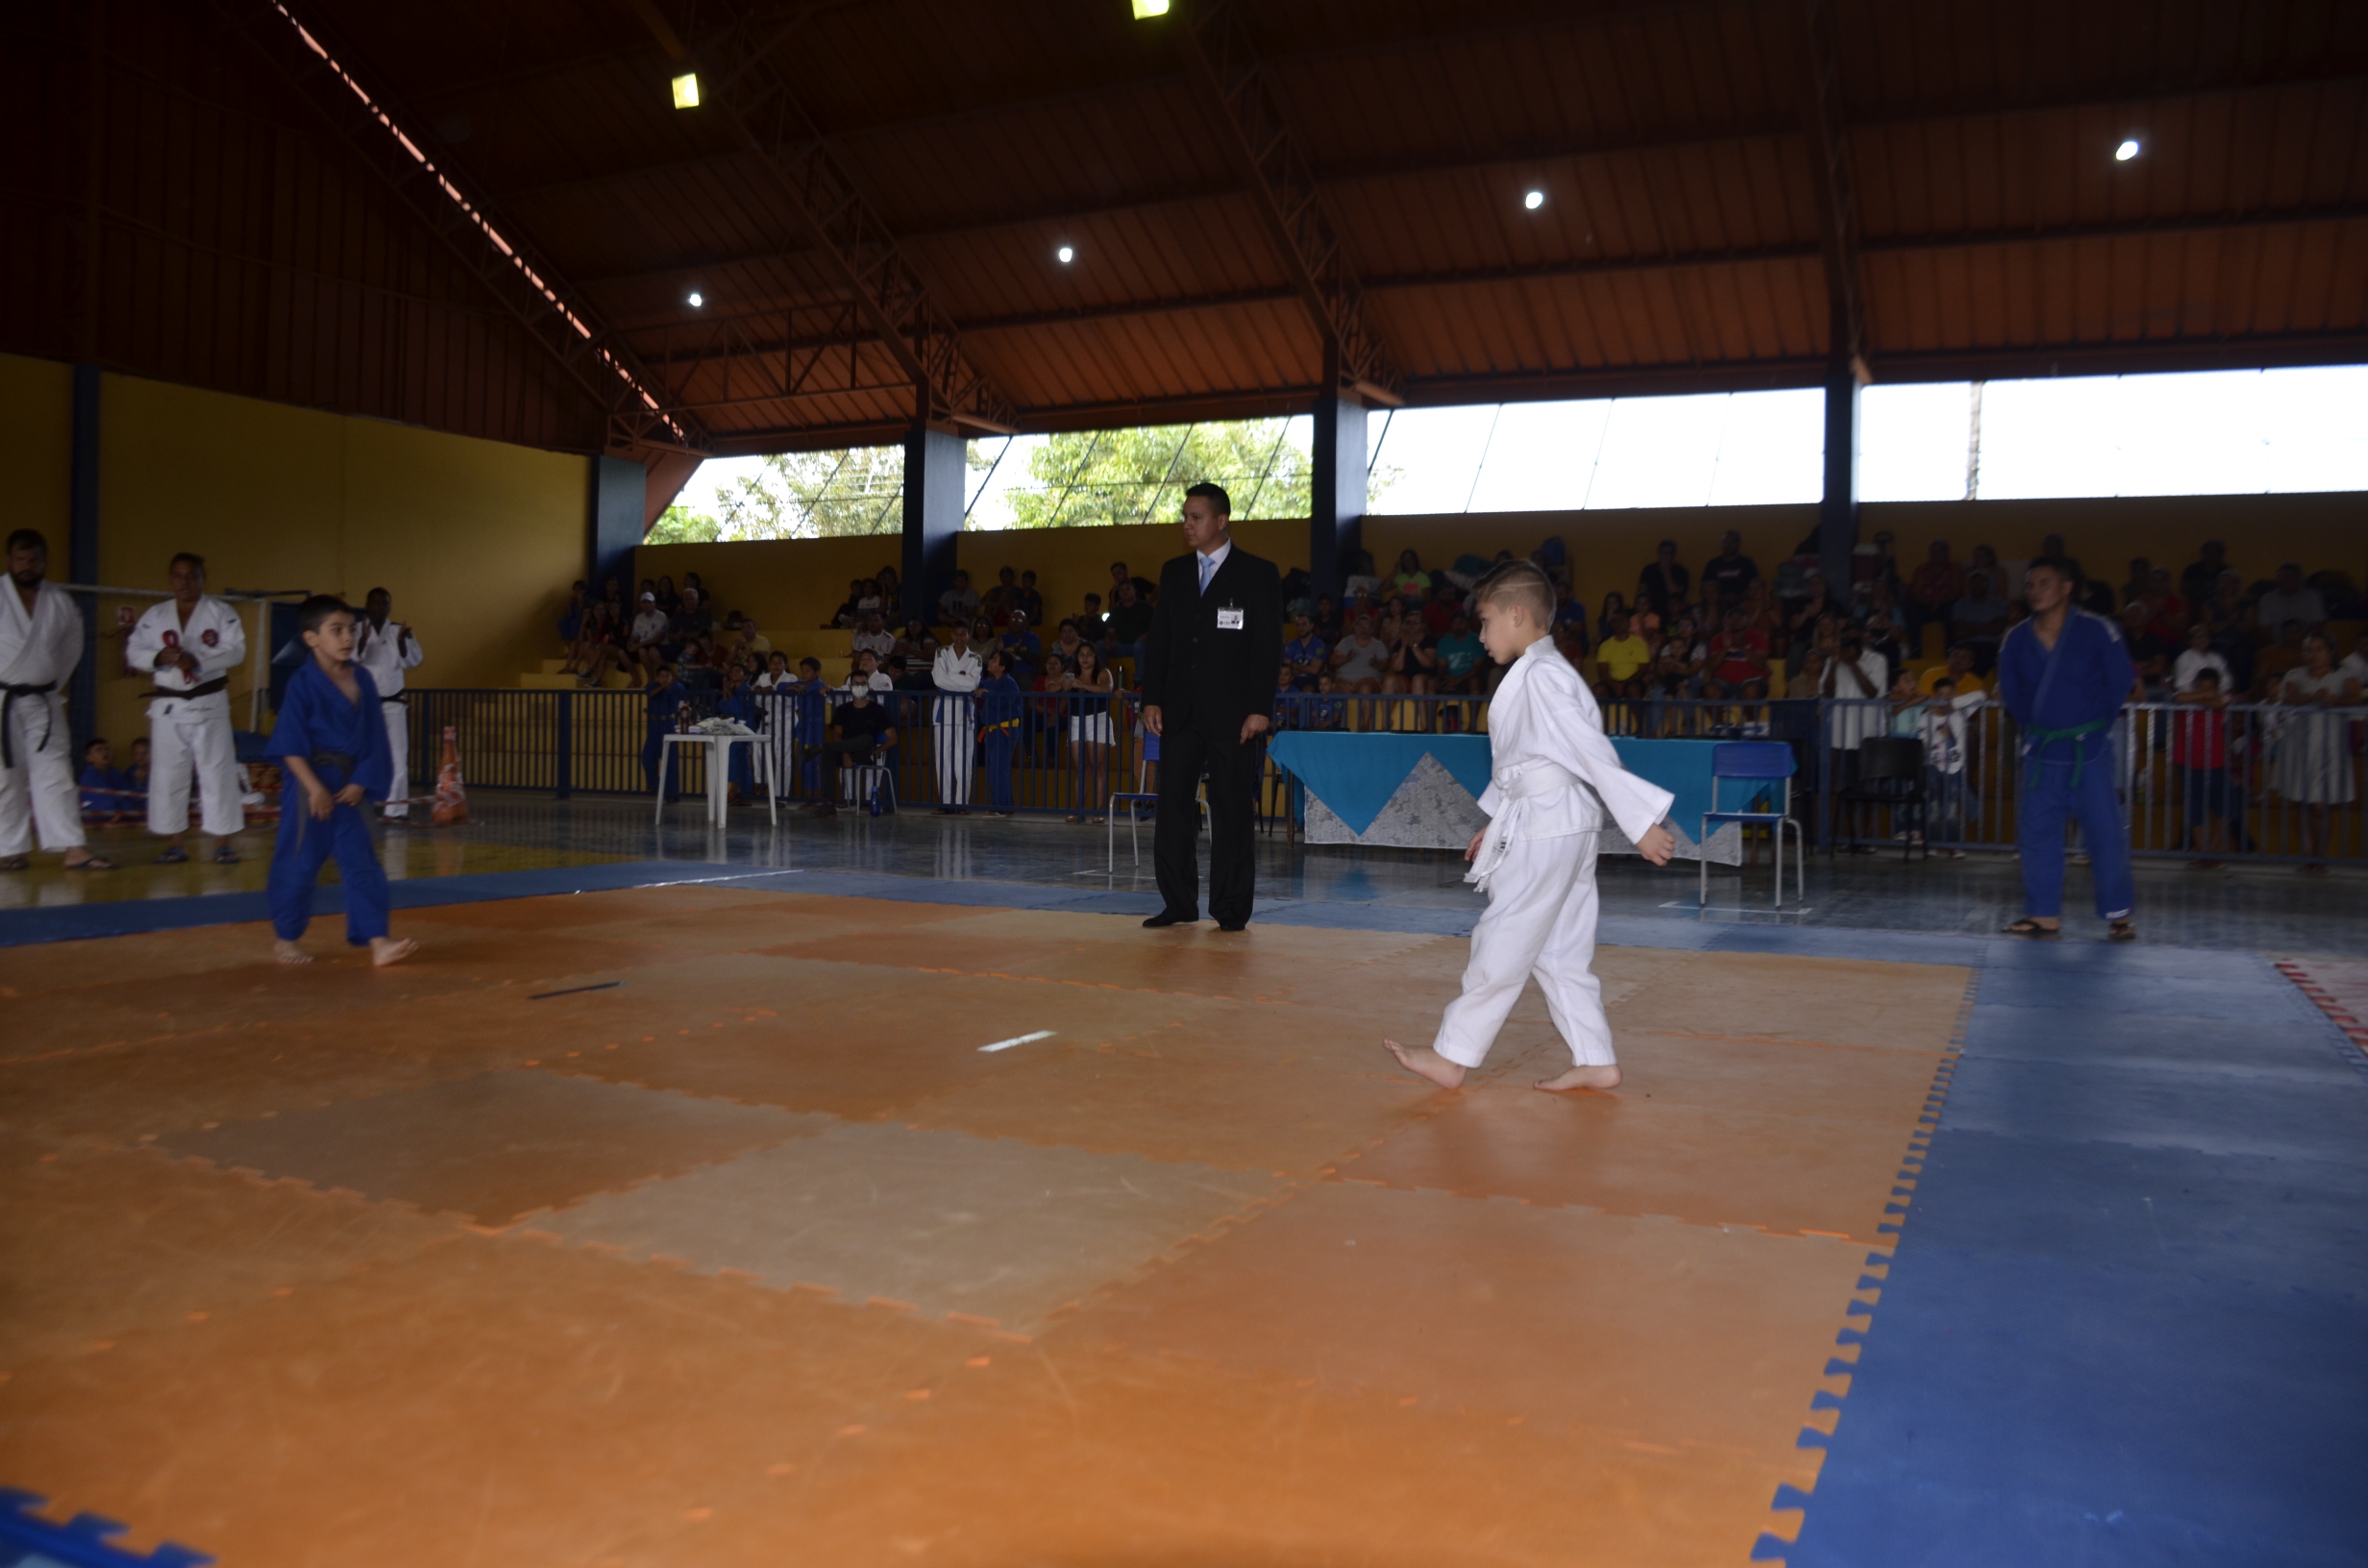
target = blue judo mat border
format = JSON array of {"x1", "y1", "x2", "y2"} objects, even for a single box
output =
[{"x1": 0, "y1": 855, "x2": 2252, "y2": 973}]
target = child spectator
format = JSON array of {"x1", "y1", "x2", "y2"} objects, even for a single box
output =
[
  {"x1": 79, "y1": 738, "x2": 128, "y2": 823},
  {"x1": 2171, "y1": 666, "x2": 2235, "y2": 866},
  {"x1": 1702, "y1": 607, "x2": 1770, "y2": 699},
  {"x1": 2172, "y1": 623, "x2": 2231, "y2": 696}
]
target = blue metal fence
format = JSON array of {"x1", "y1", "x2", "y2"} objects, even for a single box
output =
[{"x1": 404, "y1": 687, "x2": 2365, "y2": 866}]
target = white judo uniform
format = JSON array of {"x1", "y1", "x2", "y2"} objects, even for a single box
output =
[
  {"x1": 1434, "y1": 638, "x2": 1675, "y2": 1070},
  {"x1": 930, "y1": 643, "x2": 981, "y2": 806},
  {"x1": 0, "y1": 578, "x2": 88, "y2": 858},
  {"x1": 354, "y1": 616, "x2": 424, "y2": 818},
  {"x1": 126, "y1": 595, "x2": 247, "y2": 840}
]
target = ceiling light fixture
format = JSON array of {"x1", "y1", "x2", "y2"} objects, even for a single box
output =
[
  {"x1": 1056, "y1": 245, "x2": 1075, "y2": 264},
  {"x1": 2115, "y1": 137, "x2": 2140, "y2": 161},
  {"x1": 1523, "y1": 189, "x2": 1545, "y2": 210},
  {"x1": 687, "y1": 291, "x2": 704, "y2": 307},
  {"x1": 1132, "y1": 0, "x2": 1171, "y2": 17},
  {"x1": 671, "y1": 72, "x2": 701, "y2": 110}
]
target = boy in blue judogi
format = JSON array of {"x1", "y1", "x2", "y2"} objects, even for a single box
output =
[
  {"x1": 1997, "y1": 555, "x2": 2138, "y2": 942},
  {"x1": 267, "y1": 596, "x2": 415, "y2": 967}
]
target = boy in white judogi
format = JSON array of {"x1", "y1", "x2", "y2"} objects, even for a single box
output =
[
  {"x1": 0, "y1": 528, "x2": 111, "y2": 871},
  {"x1": 1387, "y1": 561, "x2": 1677, "y2": 1093},
  {"x1": 126, "y1": 551, "x2": 248, "y2": 864},
  {"x1": 354, "y1": 587, "x2": 424, "y2": 820},
  {"x1": 929, "y1": 622, "x2": 982, "y2": 813}
]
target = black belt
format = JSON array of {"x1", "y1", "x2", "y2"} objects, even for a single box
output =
[
  {"x1": 380, "y1": 692, "x2": 409, "y2": 705},
  {"x1": 310, "y1": 749, "x2": 358, "y2": 773},
  {"x1": 146, "y1": 676, "x2": 231, "y2": 703},
  {"x1": 0, "y1": 680, "x2": 56, "y2": 769}
]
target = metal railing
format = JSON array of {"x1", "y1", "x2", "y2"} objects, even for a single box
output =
[
  {"x1": 1818, "y1": 698, "x2": 2366, "y2": 865},
  {"x1": 403, "y1": 688, "x2": 2365, "y2": 866}
]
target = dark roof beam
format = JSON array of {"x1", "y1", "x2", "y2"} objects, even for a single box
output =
[
  {"x1": 1176, "y1": 0, "x2": 1398, "y2": 400},
  {"x1": 669, "y1": 0, "x2": 1017, "y2": 431}
]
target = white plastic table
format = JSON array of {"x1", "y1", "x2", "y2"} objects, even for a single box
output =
[{"x1": 654, "y1": 731, "x2": 777, "y2": 829}]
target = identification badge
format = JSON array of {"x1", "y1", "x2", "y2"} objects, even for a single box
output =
[{"x1": 1217, "y1": 605, "x2": 1246, "y2": 630}]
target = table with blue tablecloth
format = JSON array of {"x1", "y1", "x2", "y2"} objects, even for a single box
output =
[{"x1": 1266, "y1": 732, "x2": 1749, "y2": 864}]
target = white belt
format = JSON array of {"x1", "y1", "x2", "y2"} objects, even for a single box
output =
[{"x1": 1465, "y1": 761, "x2": 1583, "y2": 894}]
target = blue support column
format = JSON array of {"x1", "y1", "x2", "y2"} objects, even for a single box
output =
[
  {"x1": 588, "y1": 454, "x2": 646, "y2": 598},
  {"x1": 1819, "y1": 365, "x2": 1862, "y2": 604},
  {"x1": 902, "y1": 423, "x2": 964, "y2": 625},
  {"x1": 68, "y1": 363, "x2": 102, "y2": 756},
  {"x1": 1309, "y1": 385, "x2": 1368, "y2": 600}
]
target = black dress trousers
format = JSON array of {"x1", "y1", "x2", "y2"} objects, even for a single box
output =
[{"x1": 1152, "y1": 721, "x2": 1263, "y2": 924}]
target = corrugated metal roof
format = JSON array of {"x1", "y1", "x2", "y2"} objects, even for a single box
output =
[{"x1": 9, "y1": 0, "x2": 2363, "y2": 455}]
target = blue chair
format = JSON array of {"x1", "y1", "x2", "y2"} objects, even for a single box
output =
[
  {"x1": 1701, "y1": 741, "x2": 1804, "y2": 908},
  {"x1": 1107, "y1": 731, "x2": 1206, "y2": 871}
]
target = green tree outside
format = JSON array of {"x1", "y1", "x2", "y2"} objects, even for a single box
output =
[{"x1": 999, "y1": 421, "x2": 1311, "y2": 528}]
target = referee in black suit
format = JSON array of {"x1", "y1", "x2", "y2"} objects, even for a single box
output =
[{"x1": 1139, "y1": 482, "x2": 1284, "y2": 931}]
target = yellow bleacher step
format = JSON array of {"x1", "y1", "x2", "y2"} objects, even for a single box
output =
[{"x1": 539, "y1": 658, "x2": 570, "y2": 674}]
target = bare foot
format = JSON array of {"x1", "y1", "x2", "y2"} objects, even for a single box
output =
[
  {"x1": 1535, "y1": 1064, "x2": 1622, "y2": 1093},
  {"x1": 370, "y1": 936, "x2": 418, "y2": 968},
  {"x1": 1383, "y1": 1038, "x2": 1467, "y2": 1090},
  {"x1": 273, "y1": 940, "x2": 312, "y2": 966}
]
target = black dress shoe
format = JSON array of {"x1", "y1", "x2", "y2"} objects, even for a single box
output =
[
  {"x1": 1215, "y1": 919, "x2": 1247, "y2": 932},
  {"x1": 1142, "y1": 911, "x2": 1196, "y2": 928}
]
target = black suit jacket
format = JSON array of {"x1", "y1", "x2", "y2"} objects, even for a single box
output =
[{"x1": 1140, "y1": 545, "x2": 1284, "y2": 735}]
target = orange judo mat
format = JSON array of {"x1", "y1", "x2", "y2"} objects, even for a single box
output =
[{"x1": 0, "y1": 884, "x2": 1968, "y2": 1566}]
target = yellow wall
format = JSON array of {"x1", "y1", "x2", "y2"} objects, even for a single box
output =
[
  {"x1": 634, "y1": 493, "x2": 2365, "y2": 669},
  {"x1": 83, "y1": 368, "x2": 586, "y2": 747},
  {"x1": 0, "y1": 353, "x2": 74, "y2": 548}
]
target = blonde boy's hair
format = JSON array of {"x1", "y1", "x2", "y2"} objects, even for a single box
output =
[{"x1": 1472, "y1": 559, "x2": 1555, "y2": 625}]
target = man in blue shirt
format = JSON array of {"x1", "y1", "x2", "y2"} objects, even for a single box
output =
[
  {"x1": 266, "y1": 595, "x2": 414, "y2": 966},
  {"x1": 1996, "y1": 556, "x2": 2138, "y2": 941},
  {"x1": 1282, "y1": 613, "x2": 1327, "y2": 693}
]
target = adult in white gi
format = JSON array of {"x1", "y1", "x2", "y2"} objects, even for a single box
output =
[
  {"x1": 0, "y1": 529, "x2": 111, "y2": 870},
  {"x1": 1388, "y1": 562, "x2": 1676, "y2": 1094},
  {"x1": 929, "y1": 622, "x2": 981, "y2": 814},
  {"x1": 126, "y1": 552, "x2": 248, "y2": 863},
  {"x1": 355, "y1": 587, "x2": 424, "y2": 820}
]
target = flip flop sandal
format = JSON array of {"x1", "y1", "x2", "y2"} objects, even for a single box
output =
[
  {"x1": 0, "y1": 855, "x2": 28, "y2": 871},
  {"x1": 154, "y1": 847, "x2": 189, "y2": 865},
  {"x1": 65, "y1": 856, "x2": 115, "y2": 871},
  {"x1": 213, "y1": 848, "x2": 243, "y2": 865},
  {"x1": 2107, "y1": 920, "x2": 2137, "y2": 943},
  {"x1": 2003, "y1": 918, "x2": 2060, "y2": 939}
]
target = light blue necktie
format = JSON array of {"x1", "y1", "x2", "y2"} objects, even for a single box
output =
[{"x1": 1198, "y1": 554, "x2": 1214, "y2": 595}]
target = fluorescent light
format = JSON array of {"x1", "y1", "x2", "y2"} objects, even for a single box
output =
[
  {"x1": 1132, "y1": 0, "x2": 1171, "y2": 16},
  {"x1": 1523, "y1": 189, "x2": 1545, "y2": 210},
  {"x1": 671, "y1": 72, "x2": 701, "y2": 110},
  {"x1": 687, "y1": 291, "x2": 703, "y2": 307},
  {"x1": 1056, "y1": 245, "x2": 1075, "y2": 264},
  {"x1": 2115, "y1": 137, "x2": 2140, "y2": 161}
]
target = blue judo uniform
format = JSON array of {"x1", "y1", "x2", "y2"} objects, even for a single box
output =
[
  {"x1": 267, "y1": 659, "x2": 393, "y2": 945},
  {"x1": 1997, "y1": 608, "x2": 2137, "y2": 923}
]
